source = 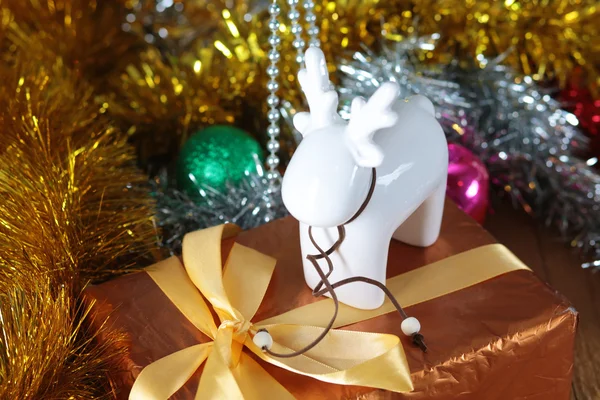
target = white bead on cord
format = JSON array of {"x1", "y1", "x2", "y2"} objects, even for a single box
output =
[
  {"x1": 253, "y1": 329, "x2": 274, "y2": 351},
  {"x1": 255, "y1": 319, "x2": 420, "y2": 351},
  {"x1": 400, "y1": 317, "x2": 421, "y2": 336}
]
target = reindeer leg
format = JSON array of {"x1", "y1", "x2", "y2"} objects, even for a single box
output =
[{"x1": 392, "y1": 177, "x2": 446, "y2": 247}]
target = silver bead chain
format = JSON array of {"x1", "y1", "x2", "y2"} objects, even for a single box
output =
[
  {"x1": 303, "y1": 0, "x2": 320, "y2": 49},
  {"x1": 265, "y1": 0, "x2": 320, "y2": 192},
  {"x1": 265, "y1": 0, "x2": 282, "y2": 186},
  {"x1": 288, "y1": 0, "x2": 305, "y2": 65}
]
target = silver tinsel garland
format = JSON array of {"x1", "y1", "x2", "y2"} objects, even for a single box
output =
[
  {"x1": 335, "y1": 36, "x2": 600, "y2": 267},
  {"x1": 152, "y1": 158, "x2": 287, "y2": 254}
]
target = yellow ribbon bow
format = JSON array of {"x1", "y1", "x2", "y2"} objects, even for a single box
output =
[{"x1": 130, "y1": 224, "x2": 413, "y2": 400}]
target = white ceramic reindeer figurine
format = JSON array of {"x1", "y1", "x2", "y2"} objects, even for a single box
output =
[{"x1": 282, "y1": 48, "x2": 448, "y2": 310}]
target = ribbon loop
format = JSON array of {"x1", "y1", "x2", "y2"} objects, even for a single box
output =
[{"x1": 182, "y1": 224, "x2": 242, "y2": 322}]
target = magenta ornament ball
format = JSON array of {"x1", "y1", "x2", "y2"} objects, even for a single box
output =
[{"x1": 446, "y1": 144, "x2": 490, "y2": 224}]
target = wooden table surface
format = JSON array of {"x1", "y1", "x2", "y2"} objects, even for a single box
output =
[{"x1": 484, "y1": 203, "x2": 600, "y2": 400}]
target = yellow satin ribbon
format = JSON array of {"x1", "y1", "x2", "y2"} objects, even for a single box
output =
[{"x1": 130, "y1": 224, "x2": 530, "y2": 400}]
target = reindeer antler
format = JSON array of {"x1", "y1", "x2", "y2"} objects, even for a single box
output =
[
  {"x1": 346, "y1": 82, "x2": 400, "y2": 167},
  {"x1": 293, "y1": 47, "x2": 339, "y2": 136}
]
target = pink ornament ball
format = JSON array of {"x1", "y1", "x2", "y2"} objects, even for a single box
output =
[{"x1": 446, "y1": 144, "x2": 490, "y2": 224}]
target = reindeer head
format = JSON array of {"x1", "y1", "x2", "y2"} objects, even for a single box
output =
[{"x1": 282, "y1": 47, "x2": 399, "y2": 227}]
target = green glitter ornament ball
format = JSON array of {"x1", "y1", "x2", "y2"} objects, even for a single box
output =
[{"x1": 176, "y1": 125, "x2": 264, "y2": 195}]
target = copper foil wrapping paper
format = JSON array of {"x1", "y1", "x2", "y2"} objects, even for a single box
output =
[{"x1": 85, "y1": 202, "x2": 577, "y2": 399}]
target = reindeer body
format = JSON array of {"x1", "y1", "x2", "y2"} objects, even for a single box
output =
[
  {"x1": 282, "y1": 48, "x2": 448, "y2": 310},
  {"x1": 298, "y1": 97, "x2": 447, "y2": 309}
]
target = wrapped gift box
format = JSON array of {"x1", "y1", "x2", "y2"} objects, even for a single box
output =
[{"x1": 85, "y1": 202, "x2": 577, "y2": 399}]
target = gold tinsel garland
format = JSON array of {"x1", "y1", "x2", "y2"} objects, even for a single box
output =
[
  {"x1": 102, "y1": 46, "x2": 239, "y2": 167},
  {"x1": 3, "y1": 0, "x2": 139, "y2": 77},
  {"x1": 0, "y1": 2, "x2": 158, "y2": 396},
  {"x1": 0, "y1": 57, "x2": 157, "y2": 397},
  {"x1": 104, "y1": 0, "x2": 267, "y2": 167},
  {"x1": 314, "y1": 0, "x2": 600, "y2": 88},
  {"x1": 0, "y1": 282, "x2": 126, "y2": 399},
  {"x1": 0, "y1": 57, "x2": 157, "y2": 287}
]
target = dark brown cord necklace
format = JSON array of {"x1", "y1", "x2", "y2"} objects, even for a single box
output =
[{"x1": 261, "y1": 168, "x2": 427, "y2": 358}]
